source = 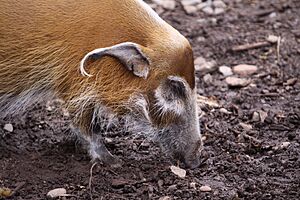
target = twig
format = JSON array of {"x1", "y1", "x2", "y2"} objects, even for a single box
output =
[
  {"x1": 242, "y1": 132, "x2": 262, "y2": 146},
  {"x1": 244, "y1": 92, "x2": 280, "y2": 97},
  {"x1": 204, "y1": 123, "x2": 215, "y2": 134},
  {"x1": 254, "y1": 9, "x2": 275, "y2": 17},
  {"x1": 261, "y1": 92, "x2": 280, "y2": 97},
  {"x1": 277, "y1": 36, "x2": 281, "y2": 63},
  {"x1": 89, "y1": 162, "x2": 98, "y2": 200},
  {"x1": 10, "y1": 182, "x2": 26, "y2": 197},
  {"x1": 108, "y1": 169, "x2": 118, "y2": 176},
  {"x1": 232, "y1": 41, "x2": 272, "y2": 52},
  {"x1": 131, "y1": 177, "x2": 156, "y2": 186}
]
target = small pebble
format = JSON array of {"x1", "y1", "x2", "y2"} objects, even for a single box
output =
[
  {"x1": 200, "y1": 185, "x2": 212, "y2": 192},
  {"x1": 167, "y1": 184, "x2": 177, "y2": 192},
  {"x1": 190, "y1": 182, "x2": 197, "y2": 189},
  {"x1": 269, "y1": 12, "x2": 277, "y2": 18},
  {"x1": 210, "y1": 17, "x2": 218, "y2": 25},
  {"x1": 197, "y1": 36, "x2": 206, "y2": 42},
  {"x1": 47, "y1": 188, "x2": 67, "y2": 199},
  {"x1": 197, "y1": 2, "x2": 208, "y2": 10},
  {"x1": 203, "y1": 74, "x2": 213, "y2": 84},
  {"x1": 158, "y1": 180, "x2": 164, "y2": 190},
  {"x1": 239, "y1": 122, "x2": 253, "y2": 131},
  {"x1": 183, "y1": 5, "x2": 198, "y2": 14},
  {"x1": 170, "y1": 165, "x2": 186, "y2": 178},
  {"x1": 233, "y1": 64, "x2": 258, "y2": 76},
  {"x1": 214, "y1": 7, "x2": 225, "y2": 15},
  {"x1": 104, "y1": 138, "x2": 113, "y2": 143},
  {"x1": 3, "y1": 124, "x2": 13, "y2": 132},
  {"x1": 152, "y1": 0, "x2": 176, "y2": 10},
  {"x1": 197, "y1": 95, "x2": 220, "y2": 108},
  {"x1": 219, "y1": 66, "x2": 233, "y2": 76},
  {"x1": 258, "y1": 110, "x2": 268, "y2": 123},
  {"x1": 225, "y1": 77, "x2": 250, "y2": 87},
  {"x1": 202, "y1": 6, "x2": 214, "y2": 15},
  {"x1": 252, "y1": 112, "x2": 260, "y2": 122},
  {"x1": 213, "y1": 0, "x2": 227, "y2": 8},
  {"x1": 220, "y1": 108, "x2": 232, "y2": 114},
  {"x1": 194, "y1": 57, "x2": 217, "y2": 74},
  {"x1": 181, "y1": 0, "x2": 201, "y2": 6},
  {"x1": 194, "y1": 56, "x2": 206, "y2": 65},
  {"x1": 111, "y1": 179, "x2": 128, "y2": 188},
  {"x1": 280, "y1": 142, "x2": 290, "y2": 149},
  {"x1": 284, "y1": 78, "x2": 297, "y2": 86},
  {"x1": 267, "y1": 35, "x2": 279, "y2": 43},
  {"x1": 159, "y1": 196, "x2": 171, "y2": 200}
]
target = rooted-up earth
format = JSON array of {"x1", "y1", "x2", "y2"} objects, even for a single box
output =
[{"x1": 1, "y1": 0, "x2": 299, "y2": 199}]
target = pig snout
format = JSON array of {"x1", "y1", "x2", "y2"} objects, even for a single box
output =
[
  {"x1": 173, "y1": 139, "x2": 202, "y2": 169},
  {"x1": 182, "y1": 139, "x2": 203, "y2": 169},
  {"x1": 157, "y1": 122, "x2": 203, "y2": 169}
]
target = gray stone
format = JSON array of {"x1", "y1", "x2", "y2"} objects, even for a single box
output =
[
  {"x1": 197, "y1": 2, "x2": 208, "y2": 10},
  {"x1": 213, "y1": 0, "x2": 227, "y2": 8},
  {"x1": 202, "y1": 6, "x2": 214, "y2": 15},
  {"x1": 159, "y1": 197, "x2": 171, "y2": 200},
  {"x1": 194, "y1": 57, "x2": 217, "y2": 74},
  {"x1": 220, "y1": 108, "x2": 232, "y2": 114},
  {"x1": 3, "y1": 124, "x2": 13, "y2": 132},
  {"x1": 167, "y1": 184, "x2": 177, "y2": 192},
  {"x1": 152, "y1": 0, "x2": 176, "y2": 10},
  {"x1": 203, "y1": 74, "x2": 213, "y2": 84},
  {"x1": 200, "y1": 185, "x2": 212, "y2": 192},
  {"x1": 214, "y1": 7, "x2": 225, "y2": 15},
  {"x1": 233, "y1": 64, "x2": 258, "y2": 76},
  {"x1": 239, "y1": 122, "x2": 253, "y2": 131},
  {"x1": 219, "y1": 66, "x2": 233, "y2": 76},
  {"x1": 190, "y1": 182, "x2": 197, "y2": 189},
  {"x1": 225, "y1": 77, "x2": 250, "y2": 87},
  {"x1": 252, "y1": 112, "x2": 260, "y2": 122},
  {"x1": 183, "y1": 5, "x2": 198, "y2": 14},
  {"x1": 267, "y1": 35, "x2": 279, "y2": 43},
  {"x1": 280, "y1": 142, "x2": 290, "y2": 149},
  {"x1": 181, "y1": 0, "x2": 201, "y2": 6}
]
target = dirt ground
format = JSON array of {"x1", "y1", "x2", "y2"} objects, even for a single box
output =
[{"x1": 1, "y1": 0, "x2": 300, "y2": 199}]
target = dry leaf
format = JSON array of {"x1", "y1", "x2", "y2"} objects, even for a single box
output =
[
  {"x1": 0, "y1": 188, "x2": 12, "y2": 198},
  {"x1": 47, "y1": 188, "x2": 67, "y2": 199},
  {"x1": 197, "y1": 95, "x2": 220, "y2": 108}
]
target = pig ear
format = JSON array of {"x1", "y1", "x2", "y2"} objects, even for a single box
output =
[{"x1": 80, "y1": 42, "x2": 150, "y2": 79}]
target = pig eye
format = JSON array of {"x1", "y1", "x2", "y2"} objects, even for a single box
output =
[
  {"x1": 161, "y1": 76, "x2": 188, "y2": 102},
  {"x1": 154, "y1": 76, "x2": 189, "y2": 116},
  {"x1": 166, "y1": 78, "x2": 187, "y2": 99}
]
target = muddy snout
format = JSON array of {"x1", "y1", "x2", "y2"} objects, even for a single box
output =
[
  {"x1": 174, "y1": 139, "x2": 203, "y2": 169},
  {"x1": 182, "y1": 151, "x2": 201, "y2": 169}
]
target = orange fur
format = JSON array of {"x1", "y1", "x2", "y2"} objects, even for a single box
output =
[{"x1": 0, "y1": 0, "x2": 195, "y2": 133}]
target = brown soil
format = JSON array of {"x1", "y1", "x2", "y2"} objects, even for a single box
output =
[{"x1": 1, "y1": 0, "x2": 300, "y2": 199}]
